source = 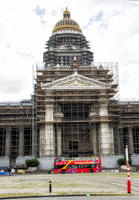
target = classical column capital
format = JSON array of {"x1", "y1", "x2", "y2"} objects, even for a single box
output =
[
  {"x1": 6, "y1": 127, "x2": 11, "y2": 132},
  {"x1": 45, "y1": 104, "x2": 54, "y2": 110},
  {"x1": 19, "y1": 127, "x2": 24, "y2": 132},
  {"x1": 54, "y1": 112, "x2": 64, "y2": 121}
]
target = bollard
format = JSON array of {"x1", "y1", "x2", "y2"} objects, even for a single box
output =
[
  {"x1": 127, "y1": 160, "x2": 131, "y2": 193},
  {"x1": 49, "y1": 180, "x2": 52, "y2": 193},
  {"x1": 127, "y1": 179, "x2": 131, "y2": 193},
  {"x1": 125, "y1": 145, "x2": 131, "y2": 193}
]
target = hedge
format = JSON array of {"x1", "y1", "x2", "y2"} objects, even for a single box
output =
[
  {"x1": 25, "y1": 158, "x2": 40, "y2": 167},
  {"x1": 117, "y1": 158, "x2": 132, "y2": 166}
]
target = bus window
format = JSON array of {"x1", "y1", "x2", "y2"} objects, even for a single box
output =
[
  {"x1": 55, "y1": 157, "x2": 62, "y2": 162},
  {"x1": 79, "y1": 165, "x2": 83, "y2": 168},
  {"x1": 86, "y1": 164, "x2": 91, "y2": 168},
  {"x1": 54, "y1": 165, "x2": 65, "y2": 169},
  {"x1": 91, "y1": 164, "x2": 97, "y2": 168},
  {"x1": 73, "y1": 165, "x2": 79, "y2": 168}
]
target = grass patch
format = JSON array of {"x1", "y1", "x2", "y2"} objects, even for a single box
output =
[
  {"x1": 77, "y1": 172, "x2": 139, "y2": 178},
  {"x1": 0, "y1": 193, "x2": 42, "y2": 198},
  {"x1": 41, "y1": 181, "x2": 85, "y2": 188},
  {"x1": 0, "y1": 182, "x2": 39, "y2": 189},
  {"x1": 53, "y1": 182, "x2": 84, "y2": 188}
]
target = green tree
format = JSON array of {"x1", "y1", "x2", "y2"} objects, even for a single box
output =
[{"x1": 25, "y1": 158, "x2": 40, "y2": 167}]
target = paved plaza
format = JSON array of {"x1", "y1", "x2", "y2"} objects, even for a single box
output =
[{"x1": 0, "y1": 172, "x2": 139, "y2": 198}]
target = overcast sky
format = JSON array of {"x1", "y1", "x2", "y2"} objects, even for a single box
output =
[{"x1": 0, "y1": 0, "x2": 139, "y2": 101}]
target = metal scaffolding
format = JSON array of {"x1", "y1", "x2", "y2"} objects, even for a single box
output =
[{"x1": 36, "y1": 62, "x2": 121, "y2": 158}]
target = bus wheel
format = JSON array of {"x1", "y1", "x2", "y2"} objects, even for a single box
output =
[
  {"x1": 89, "y1": 169, "x2": 94, "y2": 173},
  {"x1": 62, "y1": 170, "x2": 66, "y2": 174}
]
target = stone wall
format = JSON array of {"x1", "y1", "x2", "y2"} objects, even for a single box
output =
[
  {"x1": 38, "y1": 157, "x2": 55, "y2": 170},
  {"x1": 131, "y1": 154, "x2": 139, "y2": 166},
  {"x1": 101, "y1": 155, "x2": 124, "y2": 168},
  {"x1": 16, "y1": 156, "x2": 35, "y2": 166},
  {"x1": 1, "y1": 155, "x2": 138, "y2": 170},
  {"x1": 0, "y1": 157, "x2": 10, "y2": 167}
]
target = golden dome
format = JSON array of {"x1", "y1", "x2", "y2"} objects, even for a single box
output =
[{"x1": 52, "y1": 8, "x2": 82, "y2": 33}]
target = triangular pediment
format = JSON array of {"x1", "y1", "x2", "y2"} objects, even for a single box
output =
[
  {"x1": 61, "y1": 79, "x2": 93, "y2": 87},
  {"x1": 41, "y1": 71, "x2": 110, "y2": 90}
]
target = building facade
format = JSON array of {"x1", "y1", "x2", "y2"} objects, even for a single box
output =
[{"x1": 0, "y1": 9, "x2": 139, "y2": 168}]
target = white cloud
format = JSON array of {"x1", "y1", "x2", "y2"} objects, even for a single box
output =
[{"x1": 0, "y1": 0, "x2": 139, "y2": 100}]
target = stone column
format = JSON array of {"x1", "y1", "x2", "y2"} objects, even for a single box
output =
[
  {"x1": 97, "y1": 126, "x2": 101, "y2": 154},
  {"x1": 39, "y1": 125, "x2": 45, "y2": 157},
  {"x1": 109, "y1": 125, "x2": 114, "y2": 155},
  {"x1": 100, "y1": 122, "x2": 110, "y2": 155},
  {"x1": 117, "y1": 127, "x2": 121, "y2": 155},
  {"x1": 89, "y1": 105, "x2": 97, "y2": 155},
  {"x1": 5, "y1": 127, "x2": 11, "y2": 157},
  {"x1": 44, "y1": 104, "x2": 55, "y2": 156},
  {"x1": 99, "y1": 103, "x2": 114, "y2": 155},
  {"x1": 91, "y1": 124, "x2": 97, "y2": 155},
  {"x1": 54, "y1": 105, "x2": 64, "y2": 157},
  {"x1": 128, "y1": 127, "x2": 134, "y2": 154},
  {"x1": 18, "y1": 127, "x2": 24, "y2": 156},
  {"x1": 57, "y1": 126, "x2": 62, "y2": 157}
]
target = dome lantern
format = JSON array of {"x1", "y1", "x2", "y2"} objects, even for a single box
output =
[
  {"x1": 63, "y1": 7, "x2": 70, "y2": 18},
  {"x1": 52, "y1": 8, "x2": 82, "y2": 33}
]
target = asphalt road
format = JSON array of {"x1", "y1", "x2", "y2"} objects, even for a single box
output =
[{"x1": 2, "y1": 196, "x2": 139, "y2": 200}]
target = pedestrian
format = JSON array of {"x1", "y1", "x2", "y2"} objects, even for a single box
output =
[{"x1": 11, "y1": 168, "x2": 15, "y2": 175}]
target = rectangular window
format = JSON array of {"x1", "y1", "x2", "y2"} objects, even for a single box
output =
[
  {"x1": 0, "y1": 128, "x2": 6, "y2": 156},
  {"x1": 69, "y1": 141, "x2": 78, "y2": 150}
]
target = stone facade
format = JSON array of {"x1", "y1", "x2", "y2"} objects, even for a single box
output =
[{"x1": 0, "y1": 9, "x2": 139, "y2": 166}]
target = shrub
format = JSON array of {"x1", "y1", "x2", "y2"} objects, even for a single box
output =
[
  {"x1": 117, "y1": 158, "x2": 132, "y2": 166},
  {"x1": 25, "y1": 158, "x2": 40, "y2": 167}
]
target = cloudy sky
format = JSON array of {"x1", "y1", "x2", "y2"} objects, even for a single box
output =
[{"x1": 0, "y1": 0, "x2": 139, "y2": 101}]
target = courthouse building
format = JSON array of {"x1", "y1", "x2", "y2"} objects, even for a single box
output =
[{"x1": 0, "y1": 8, "x2": 139, "y2": 168}]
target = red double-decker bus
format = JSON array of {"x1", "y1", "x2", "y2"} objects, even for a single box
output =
[{"x1": 54, "y1": 157, "x2": 101, "y2": 174}]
